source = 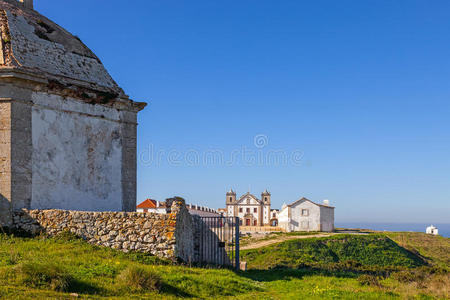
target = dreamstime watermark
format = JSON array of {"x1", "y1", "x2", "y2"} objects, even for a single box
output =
[{"x1": 139, "y1": 134, "x2": 304, "y2": 167}]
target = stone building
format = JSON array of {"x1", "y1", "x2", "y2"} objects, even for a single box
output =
[
  {"x1": 278, "y1": 197, "x2": 334, "y2": 232},
  {"x1": 0, "y1": 0, "x2": 146, "y2": 227},
  {"x1": 225, "y1": 189, "x2": 272, "y2": 226}
]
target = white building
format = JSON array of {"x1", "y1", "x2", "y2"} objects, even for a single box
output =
[
  {"x1": 225, "y1": 189, "x2": 272, "y2": 226},
  {"x1": 279, "y1": 197, "x2": 335, "y2": 232},
  {"x1": 136, "y1": 199, "x2": 166, "y2": 214},
  {"x1": 137, "y1": 199, "x2": 219, "y2": 217},
  {"x1": 270, "y1": 209, "x2": 279, "y2": 226},
  {"x1": 426, "y1": 225, "x2": 439, "y2": 236}
]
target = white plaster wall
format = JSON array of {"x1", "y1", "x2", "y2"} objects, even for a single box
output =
[
  {"x1": 290, "y1": 200, "x2": 321, "y2": 232},
  {"x1": 270, "y1": 210, "x2": 279, "y2": 219},
  {"x1": 278, "y1": 207, "x2": 290, "y2": 231},
  {"x1": 263, "y1": 206, "x2": 270, "y2": 224},
  {"x1": 319, "y1": 206, "x2": 335, "y2": 232},
  {"x1": 31, "y1": 92, "x2": 123, "y2": 211},
  {"x1": 237, "y1": 204, "x2": 260, "y2": 222},
  {"x1": 228, "y1": 206, "x2": 234, "y2": 216},
  {"x1": 137, "y1": 208, "x2": 166, "y2": 214}
]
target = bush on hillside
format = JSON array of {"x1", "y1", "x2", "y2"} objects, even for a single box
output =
[
  {"x1": 15, "y1": 261, "x2": 75, "y2": 292},
  {"x1": 391, "y1": 269, "x2": 426, "y2": 284},
  {"x1": 240, "y1": 234, "x2": 427, "y2": 270},
  {"x1": 117, "y1": 266, "x2": 162, "y2": 293},
  {"x1": 357, "y1": 274, "x2": 383, "y2": 287}
]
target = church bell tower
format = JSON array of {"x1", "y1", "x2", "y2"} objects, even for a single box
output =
[
  {"x1": 226, "y1": 189, "x2": 236, "y2": 204},
  {"x1": 262, "y1": 189, "x2": 271, "y2": 205}
]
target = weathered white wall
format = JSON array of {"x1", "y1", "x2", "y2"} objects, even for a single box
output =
[
  {"x1": 263, "y1": 206, "x2": 270, "y2": 224},
  {"x1": 31, "y1": 92, "x2": 122, "y2": 211},
  {"x1": 137, "y1": 208, "x2": 166, "y2": 214},
  {"x1": 228, "y1": 206, "x2": 234, "y2": 216},
  {"x1": 290, "y1": 200, "x2": 321, "y2": 231},
  {"x1": 278, "y1": 205, "x2": 290, "y2": 231},
  {"x1": 319, "y1": 206, "x2": 335, "y2": 232}
]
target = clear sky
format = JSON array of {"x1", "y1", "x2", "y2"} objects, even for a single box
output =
[{"x1": 36, "y1": 0, "x2": 450, "y2": 223}]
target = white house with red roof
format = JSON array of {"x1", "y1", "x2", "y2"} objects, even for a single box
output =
[
  {"x1": 136, "y1": 199, "x2": 167, "y2": 214},
  {"x1": 137, "y1": 199, "x2": 220, "y2": 217}
]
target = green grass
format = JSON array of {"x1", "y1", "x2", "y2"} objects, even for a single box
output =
[
  {"x1": 239, "y1": 231, "x2": 322, "y2": 247},
  {"x1": 241, "y1": 234, "x2": 426, "y2": 270},
  {"x1": 0, "y1": 231, "x2": 448, "y2": 299},
  {"x1": 386, "y1": 232, "x2": 450, "y2": 269}
]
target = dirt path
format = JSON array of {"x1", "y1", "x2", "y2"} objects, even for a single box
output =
[{"x1": 241, "y1": 233, "x2": 335, "y2": 250}]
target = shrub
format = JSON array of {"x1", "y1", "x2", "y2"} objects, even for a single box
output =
[
  {"x1": 391, "y1": 269, "x2": 426, "y2": 283},
  {"x1": 54, "y1": 231, "x2": 80, "y2": 242},
  {"x1": 357, "y1": 274, "x2": 382, "y2": 287},
  {"x1": 15, "y1": 261, "x2": 74, "y2": 292},
  {"x1": 117, "y1": 266, "x2": 162, "y2": 293}
]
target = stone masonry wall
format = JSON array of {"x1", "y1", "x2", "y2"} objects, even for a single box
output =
[
  {"x1": 12, "y1": 201, "x2": 197, "y2": 262},
  {"x1": 0, "y1": 101, "x2": 12, "y2": 227}
]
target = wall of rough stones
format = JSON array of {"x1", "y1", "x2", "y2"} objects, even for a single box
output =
[{"x1": 12, "y1": 201, "x2": 197, "y2": 262}]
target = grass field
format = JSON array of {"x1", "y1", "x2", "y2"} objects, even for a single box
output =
[
  {"x1": 239, "y1": 231, "x2": 323, "y2": 247},
  {"x1": 0, "y1": 231, "x2": 448, "y2": 299},
  {"x1": 240, "y1": 234, "x2": 427, "y2": 269}
]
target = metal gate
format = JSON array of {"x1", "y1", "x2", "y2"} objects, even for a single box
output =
[{"x1": 199, "y1": 216, "x2": 239, "y2": 269}]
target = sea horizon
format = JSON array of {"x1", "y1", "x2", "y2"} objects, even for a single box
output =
[{"x1": 336, "y1": 222, "x2": 450, "y2": 238}]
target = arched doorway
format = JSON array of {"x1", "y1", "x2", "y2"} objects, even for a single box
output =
[
  {"x1": 270, "y1": 218, "x2": 278, "y2": 227},
  {"x1": 243, "y1": 213, "x2": 256, "y2": 227}
]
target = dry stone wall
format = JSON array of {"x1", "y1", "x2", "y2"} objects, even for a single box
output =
[{"x1": 12, "y1": 201, "x2": 198, "y2": 262}]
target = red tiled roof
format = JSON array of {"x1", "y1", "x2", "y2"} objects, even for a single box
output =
[{"x1": 137, "y1": 199, "x2": 157, "y2": 209}]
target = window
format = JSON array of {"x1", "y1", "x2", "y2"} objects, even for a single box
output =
[
  {"x1": 264, "y1": 197, "x2": 268, "y2": 202},
  {"x1": 239, "y1": 208, "x2": 243, "y2": 213},
  {"x1": 229, "y1": 197, "x2": 233, "y2": 202},
  {"x1": 273, "y1": 213, "x2": 276, "y2": 217},
  {"x1": 239, "y1": 219, "x2": 243, "y2": 226},
  {"x1": 302, "y1": 209, "x2": 309, "y2": 216},
  {"x1": 253, "y1": 220, "x2": 257, "y2": 226},
  {"x1": 246, "y1": 208, "x2": 250, "y2": 213},
  {"x1": 254, "y1": 208, "x2": 257, "y2": 213}
]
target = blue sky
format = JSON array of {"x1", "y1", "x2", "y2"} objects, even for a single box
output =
[{"x1": 37, "y1": 0, "x2": 450, "y2": 223}]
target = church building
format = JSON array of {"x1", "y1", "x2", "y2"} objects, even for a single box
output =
[{"x1": 225, "y1": 189, "x2": 272, "y2": 226}]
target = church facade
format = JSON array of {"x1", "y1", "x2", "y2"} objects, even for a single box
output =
[{"x1": 225, "y1": 190, "x2": 272, "y2": 226}]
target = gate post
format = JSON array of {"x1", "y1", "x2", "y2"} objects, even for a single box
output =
[{"x1": 235, "y1": 216, "x2": 240, "y2": 270}]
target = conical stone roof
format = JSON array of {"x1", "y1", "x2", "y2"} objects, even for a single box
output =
[{"x1": 0, "y1": 0, "x2": 138, "y2": 106}]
